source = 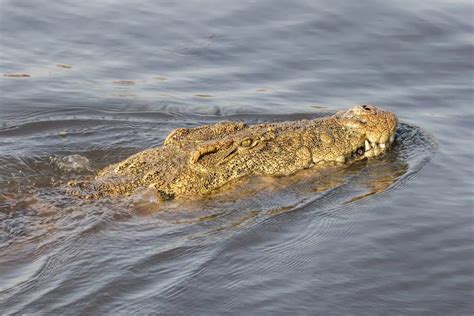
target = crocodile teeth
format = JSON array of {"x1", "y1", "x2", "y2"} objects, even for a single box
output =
[
  {"x1": 363, "y1": 139, "x2": 390, "y2": 158},
  {"x1": 389, "y1": 134, "x2": 395, "y2": 144},
  {"x1": 365, "y1": 140, "x2": 371, "y2": 151}
]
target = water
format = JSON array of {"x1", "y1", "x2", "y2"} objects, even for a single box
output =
[{"x1": 0, "y1": 0, "x2": 473, "y2": 314}]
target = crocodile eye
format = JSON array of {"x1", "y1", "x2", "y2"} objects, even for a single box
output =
[{"x1": 240, "y1": 138, "x2": 252, "y2": 147}]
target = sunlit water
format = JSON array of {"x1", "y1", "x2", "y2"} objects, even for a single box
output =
[{"x1": 1, "y1": 0, "x2": 473, "y2": 314}]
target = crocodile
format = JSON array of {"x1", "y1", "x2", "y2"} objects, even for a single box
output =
[{"x1": 67, "y1": 105, "x2": 398, "y2": 200}]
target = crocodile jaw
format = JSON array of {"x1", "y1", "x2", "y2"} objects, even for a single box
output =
[{"x1": 363, "y1": 132, "x2": 396, "y2": 158}]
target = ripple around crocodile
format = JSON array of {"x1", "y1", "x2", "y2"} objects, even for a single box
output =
[{"x1": 0, "y1": 117, "x2": 436, "y2": 253}]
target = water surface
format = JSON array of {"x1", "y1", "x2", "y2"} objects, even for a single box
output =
[{"x1": 1, "y1": 0, "x2": 473, "y2": 314}]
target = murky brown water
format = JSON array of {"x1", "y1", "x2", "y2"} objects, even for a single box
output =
[{"x1": 1, "y1": 0, "x2": 473, "y2": 314}]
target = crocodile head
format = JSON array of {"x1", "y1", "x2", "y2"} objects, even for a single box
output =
[{"x1": 336, "y1": 104, "x2": 398, "y2": 158}]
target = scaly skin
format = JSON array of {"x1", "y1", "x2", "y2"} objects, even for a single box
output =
[{"x1": 67, "y1": 105, "x2": 398, "y2": 200}]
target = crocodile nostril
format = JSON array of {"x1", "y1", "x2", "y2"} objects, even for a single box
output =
[{"x1": 362, "y1": 105, "x2": 371, "y2": 111}]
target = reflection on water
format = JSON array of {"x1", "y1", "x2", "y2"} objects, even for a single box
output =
[{"x1": 1, "y1": 0, "x2": 472, "y2": 314}]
